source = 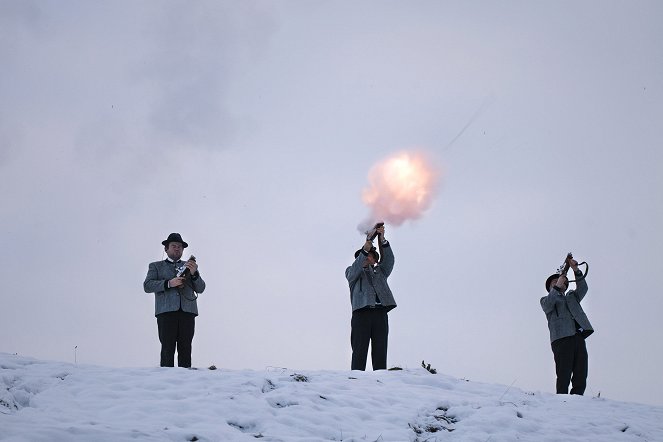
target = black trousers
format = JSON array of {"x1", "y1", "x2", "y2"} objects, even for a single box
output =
[
  {"x1": 551, "y1": 333, "x2": 588, "y2": 395},
  {"x1": 156, "y1": 310, "x2": 196, "y2": 368},
  {"x1": 351, "y1": 307, "x2": 389, "y2": 371}
]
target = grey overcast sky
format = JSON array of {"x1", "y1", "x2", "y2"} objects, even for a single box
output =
[{"x1": 1, "y1": 1, "x2": 662, "y2": 406}]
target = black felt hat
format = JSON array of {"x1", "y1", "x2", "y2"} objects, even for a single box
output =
[
  {"x1": 354, "y1": 247, "x2": 379, "y2": 261},
  {"x1": 545, "y1": 273, "x2": 568, "y2": 292},
  {"x1": 162, "y1": 233, "x2": 188, "y2": 248}
]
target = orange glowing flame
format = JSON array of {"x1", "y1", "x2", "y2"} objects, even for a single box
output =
[{"x1": 359, "y1": 150, "x2": 440, "y2": 231}]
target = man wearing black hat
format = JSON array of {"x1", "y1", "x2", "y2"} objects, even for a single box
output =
[
  {"x1": 143, "y1": 233, "x2": 206, "y2": 368},
  {"x1": 345, "y1": 224, "x2": 397, "y2": 370},
  {"x1": 540, "y1": 257, "x2": 593, "y2": 395}
]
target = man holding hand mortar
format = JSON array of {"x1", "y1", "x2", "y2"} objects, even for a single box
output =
[
  {"x1": 144, "y1": 233, "x2": 206, "y2": 368},
  {"x1": 540, "y1": 256, "x2": 594, "y2": 395},
  {"x1": 345, "y1": 223, "x2": 397, "y2": 371}
]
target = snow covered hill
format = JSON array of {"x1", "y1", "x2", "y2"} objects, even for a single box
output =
[{"x1": 1, "y1": 353, "x2": 661, "y2": 441}]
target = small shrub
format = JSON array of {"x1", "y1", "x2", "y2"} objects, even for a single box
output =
[{"x1": 421, "y1": 360, "x2": 437, "y2": 374}]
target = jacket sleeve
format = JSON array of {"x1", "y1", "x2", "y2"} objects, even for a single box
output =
[
  {"x1": 143, "y1": 262, "x2": 166, "y2": 293},
  {"x1": 540, "y1": 289, "x2": 561, "y2": 314},
  {"x1": 191, "y1": 274, "x2": 206, "y2": 293},
  {"x1": 346, "y1": 252, "x2": 367, "y2": 284},
  {"x1": 571, "y1": 270, "x2": 588, "y2": 302},
  {"x1": 379, "y1": 242, "x2": 394, "y2": 277}
]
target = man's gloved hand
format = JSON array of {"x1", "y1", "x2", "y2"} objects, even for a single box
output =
[
  {"x1": 555, "y1": 274, "x2": 568, "y2": 290},
  {"x1": 568, "y1": 257, "x2": 579, "y2": 272},
  {"x1": 169, "y1": 277, "x2": 185, "y2": 288}
]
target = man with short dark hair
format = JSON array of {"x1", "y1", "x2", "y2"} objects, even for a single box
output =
[
  {"x1": 540, "y1": 257, "x2": 593, "y2": 394},
  {"x1": 143, "y1": 233, "x2": 206, "y2": 368},
  {"x1": 345, "y1": 224, "x2": 396, "y2": 370}
]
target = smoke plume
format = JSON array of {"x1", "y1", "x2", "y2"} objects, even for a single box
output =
[{"x1": 358, "y1": 150, "x2": 440, "y2": 233}]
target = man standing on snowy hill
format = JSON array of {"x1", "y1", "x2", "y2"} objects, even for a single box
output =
[
  {"x1": 540, "y1": 257, "x2": 594, "y2": 395},
  {"x1": 345, "y1": 224, "x2": 396, "y2": 370},
  {"x1": 144, "y1": 233, "x2": 206, "y2": 368}
]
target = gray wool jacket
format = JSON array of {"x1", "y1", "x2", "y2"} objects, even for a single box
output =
[
  {"x1": 345, "y1": 241, "x2": 396, "y2": 312},
  {"x1": 540, "y1": 272, "x2": 593, "y2": 343},
  {"x1": 143, "y1": 259, "x2": 206, "y2": 316}
]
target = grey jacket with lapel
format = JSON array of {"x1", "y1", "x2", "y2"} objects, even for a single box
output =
[
  {"x1": 345, "y1": 242, "x2": 396, "y2": 312},
  {"x1": 540, "y1": 273, "x2": 593, "y2": 343},
  {"x1": 143, "y1": 259, "x2": 206, "y2": 316}
]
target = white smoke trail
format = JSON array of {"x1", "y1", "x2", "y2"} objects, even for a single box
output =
[{"x1": 358, "y1": 150, "x2": 441, "y2": 233}]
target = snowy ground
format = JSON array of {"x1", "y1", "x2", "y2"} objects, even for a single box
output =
[{"x1": 1, "y1": 353, "x2": 661, "y2": 441}]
